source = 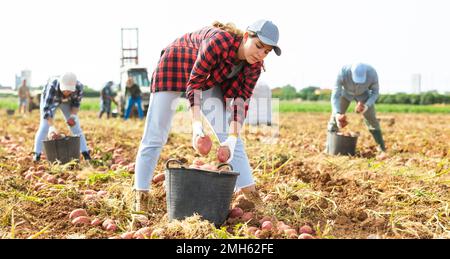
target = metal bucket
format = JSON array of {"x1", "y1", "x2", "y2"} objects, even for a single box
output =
[
  {"x1": 43, "y1": 136, "x2": 80, "y2": 164},
  {"x1": 165, "y1": 159, "x2": 239, "y2": 227},
  {"x1": 327, "y1": 132, "x2": 358, "y2": 156}
]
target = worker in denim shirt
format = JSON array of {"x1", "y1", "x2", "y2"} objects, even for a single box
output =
[
  {"x1": 33, "y1": 72, "x2": 91, "y2": 162},
  {"x1": 326, "y1": 63, "x2": 386, "y2": 153}
]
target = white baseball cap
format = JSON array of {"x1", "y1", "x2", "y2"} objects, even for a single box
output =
[{"x1": 59, "y1": 72, "x2": 77, "y2": 91}]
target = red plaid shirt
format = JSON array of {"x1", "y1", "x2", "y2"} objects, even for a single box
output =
[{"x1": 150, "y1": 26, "x2": 263, "y2": 124}]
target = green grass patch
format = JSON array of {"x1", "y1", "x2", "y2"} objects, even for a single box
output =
[
  {"x1": 2, "y1": 97, "x2": 449, "y2": 114},
  {"x1": 0, "y1": 98, "x2": 19, "y2": 110},
  {"x1": 85, "y1": 170, "x2": 131, "y2": 186},
  {"x1": 278, "y1": 101, "x2": 450, "y2": 114}
]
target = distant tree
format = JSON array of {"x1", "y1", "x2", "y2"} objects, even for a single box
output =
[
  {"x1": 280, "y1": 85, "x2": 297, "y2": 100},
  {"x1": 298, "y1": 86, "x2": 320, "y2": 100},
  {"x1": 420, "y1": 92, "x2": 435, "y2": 105},
  {"x1": 272, "y1": 87, "x2": 450, "y2": 104},
  {"x1": 271, "y1": 87, "x2": 283, "y2": 99},
  {"x1": 394, "y1": 93, "x2": 410, "y2": 104},
  {"x1": 82, "y1": 85, "x2": 100, "y2": 98},
  {"x1": 443, "y1": 95, "x2": 450, "y2": 104},
  {"x1": 377, "y1": 92, "x2": 450, "y2": 105},
  {"x1": 318, "y1": 92, "x2": 331, "y2": 101},
  {"x1": 409, "y1": 94, "x2": 421, "y2": 105},
  {"x1": 383, "y1": 95, "x2": 397, "y2": 104}
]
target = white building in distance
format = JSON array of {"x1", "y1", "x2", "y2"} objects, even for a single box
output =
[
  {"x1": 246, "y1": 80, "x2": 272, "y2": 126},
  {"x1": 15, "y1": 70, "x2": 32, "y2": 90}
]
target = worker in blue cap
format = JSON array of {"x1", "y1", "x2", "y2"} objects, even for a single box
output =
[{"x1": 326, "y1": 63, "x2": 386, "y2": 155}]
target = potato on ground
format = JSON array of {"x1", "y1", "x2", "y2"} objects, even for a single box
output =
[
  {"x1": 229, "y1": 207, "x2": 244, "y2": 218},
  {"x1": 69, "y1": 209, "x2": 88, "y2": 220},
  {"x1": 152, "y1": 173, "x2": 165, "y2": 184},
  {"x1": 298, "y1": 233, "x2": 315, "y2": 239},
  {"x1": 299, "y1": 225, "x2": 314, "y2": 235},
  {"x1": 72, "y1": 216, "x2": 91, "y2": 225},
  {"x1": 133, "y1": 227, "x2": 153, "y2": 239}
]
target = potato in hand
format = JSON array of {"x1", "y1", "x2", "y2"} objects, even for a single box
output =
[
  {"x1": 67, "y1": 117, "x2": 76, "y2": 127},
  {"x1": 217, "y1": 146, "x2": 230, "y2": 163},
  {"x1": 195, "y1": 135, "x2": 212, "y2": 156}
]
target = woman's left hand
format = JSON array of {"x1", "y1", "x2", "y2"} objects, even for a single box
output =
[
  {"x1": 67, "y1": 114, "x2": 77, "y2": 127},
  {"x1": 219, "y1": 135, "x2": 237, "y2": 163}
]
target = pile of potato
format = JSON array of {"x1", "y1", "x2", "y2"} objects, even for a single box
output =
[
  {"x1": 47, "y1": 132, "x2": 66, "y2": 141},
  {"x1": 227, "y1": 205, "x2": 316, "y2": 239},
  {"x1": 69, "y1": 208, "x2": 117, "y2": 232},
  {"x1": 337, "y1": 131, "x2": 360, "y2": 138}
]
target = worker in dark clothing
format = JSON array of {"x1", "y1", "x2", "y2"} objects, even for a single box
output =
[{"x1": 124, "y1": 77, "x2": 143, "y2": 120}]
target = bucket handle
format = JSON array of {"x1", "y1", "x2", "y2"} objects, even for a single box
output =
[
  {"x1": 217, "y1": 163, "x2": 234, "y2": 172},
  {"x1": 165, "y1": 158, "x2": 186, "y2": 169}
]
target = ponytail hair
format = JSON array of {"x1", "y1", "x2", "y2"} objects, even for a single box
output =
[{"x1": 212, "y1": 21, "x2": 244, "y2": 36}]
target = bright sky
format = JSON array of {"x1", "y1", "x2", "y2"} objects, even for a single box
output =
[{"x1": 1, "y1": 0, "x2": 450, "y2": 94}]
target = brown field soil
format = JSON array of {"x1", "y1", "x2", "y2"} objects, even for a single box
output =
[{"x1": 0, "y1": 110, "x2": 449, "y2": 239}]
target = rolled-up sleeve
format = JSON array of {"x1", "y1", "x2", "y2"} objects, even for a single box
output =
[
  {"x1": 71, "y1": 83, "x2": 84, "y2": 108},
  {"x1": 42, "y1": 81, "x2": 57, "y2": 120},
  {"x1": 186, "y1": 33, "x2": 231, "y2": 107}
]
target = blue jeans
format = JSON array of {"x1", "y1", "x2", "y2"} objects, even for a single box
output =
[
  {"x1": 34, "y1": 103, "x2": 89, "y2": 155},
  {"x1": 124, "y1": 96, "x2": 144, "y2": 120},
  {"x1": 134, "y1": 86, "x2": 255, "y2": 191}
]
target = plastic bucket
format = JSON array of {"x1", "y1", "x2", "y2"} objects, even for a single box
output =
[
  {"x1": 43, "y1": 136, "x2": 80, "y2": 164},
  {"x1": 6, "y1": 109, "x2": 15, "y2": 116},
  {"x1": 165, "y1": 159, "x2": 240, "y2": 227},
  {"x1": 327, "y1": 132, "x2": 358, "y2": 156}
]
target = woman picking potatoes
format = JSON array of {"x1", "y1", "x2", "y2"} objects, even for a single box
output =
[{"x1": 131, "y1": 20, "x2": 281, "y2": 224}]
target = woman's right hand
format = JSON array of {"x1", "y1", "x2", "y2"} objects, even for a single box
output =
[
  {"x1": 47, "y1": 126, "x2": 59, "y2": 140},
  {"x1": 217, "y1": 135, "x2": 237, "y2": 163},
  {"x1": 192, "y1": 121, "x2": 205, "y2": 139},
  {"x1": 192, "y1": 121, "x2": 212, "y2": 156}
]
